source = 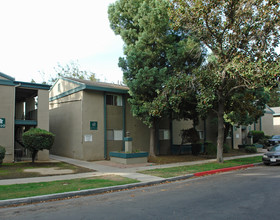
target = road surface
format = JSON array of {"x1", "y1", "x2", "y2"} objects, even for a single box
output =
[{"x1": 1, "y1": 165, "x2": 279, "y2": 220}]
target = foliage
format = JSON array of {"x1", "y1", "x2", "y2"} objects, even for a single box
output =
[
  {"x1": 258, "y1": 135, "x2": 271, "y2": 147},
  {"x1": 108, "y1": 0, "x2": 204, "y2": 156},
  {"x1": 267, "y1": 87, "x2": 280, "y2": 107},
  {"x1": 204, "y1": 142, "x2": 217, "y2": 156},
  {"x1": 22, "y1": 128, "x2": 55, "y2": 163},
  {"x1": 205, "y1": 142, "x2": 230, "y2": 155},
  {"x1": 224, "y1": 88, "x2": 270, "y2": 126},
  {"x1": 248, "y1": 130, "x2": 265, "y2": 143},
  {"x1": 0, "y1": 145, "x2": 6, "y2": 164},
  {"x1": 223, "y1": 143, "x2": 230, "y2": 153},
  {"x1": 151, "y1": 73, "x2": 200, "y2": 125},
  {"x1": 51, "y1": 60, "x2": 97, "y2": 82},
  {"x1": 180, "y1": 128, "x2": 200, "y2": 144},
  {"x1": 170, "y1": 0, "x2": 280, "y2": 163},
  {"x1": 245, "y1": 146, "x2": 257, "y2": 154}
]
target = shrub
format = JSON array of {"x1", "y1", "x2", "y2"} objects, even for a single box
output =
[
  {"x1": 223, "y1": 143, "x2": 230, "y2": 153},
  {"x1": 22, "y1": 128, "x2": 55, "y2": 163},
  {"x1": 258, "y1": 135, "x2": 271, "y2": 147},
  {"x1": 0, "y1": 145, "x2": 6, "y2": 165},
  {"x1": 248, "y1": 130, "x2": 265, "y2": 143},
  {"x1": 180, "y1": 128, "x2": 200, "y2": 144},
  {"x1": 245, "y1": 146, "x2": 257, "y2": 153},
  {"x1": 205, "y1": 142, "x2": 217, "y2": 155},
  {"x1": 205, "y1": 142, "x2": 230, "y2": 155}
]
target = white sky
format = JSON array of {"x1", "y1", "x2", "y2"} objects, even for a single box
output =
[
  {"x1": 0, "y1": 1, "x2": 279, "y2": 85},
  {"x1": 0, "y1": 0, "x2": 124, "y2": 84}
]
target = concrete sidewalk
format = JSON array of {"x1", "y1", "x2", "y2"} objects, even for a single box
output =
[
  {"x1": 0, "y1": 153, "x2": 264, "y2": 207},
  {"x1": 0, "y1": 153, "x2": 264, "y2": 186}
]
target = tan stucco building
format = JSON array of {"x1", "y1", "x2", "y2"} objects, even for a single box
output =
[
  {"x1": 0, "y1": 72, "x2": 51, "y2": 162},
  {"x1": 49, "y1": 77, "x2": 275, "y2": 161},
  {"x1": 49, "y1": 78, "x2": 155, "y2": 160},
  {"x1": 271, "y1": 107, "x2": 280, "y2": 135}
]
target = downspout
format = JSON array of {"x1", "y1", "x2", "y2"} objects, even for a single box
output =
[
  {"x1": 260, "y1": 117, "x2": 262, "y2": 131},
  {"x1": 122, "y1": 95, "x2": 126, "y2": 151},
  {"x1": 104, "y1": 93, "x2": 107, "y2": 159},
  {"x1": 13, "y1": 83, "x2": 21, "y2": 162}
]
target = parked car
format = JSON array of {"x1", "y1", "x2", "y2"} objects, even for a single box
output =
[
  {"x1": 262, "y1": 145, "x2": 280, "y2": 165},
  {"x1": 268, "y1": 135, "x2": 280, "y2": 147}
]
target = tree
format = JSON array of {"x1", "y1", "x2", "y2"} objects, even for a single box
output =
[
  {"x1": 53, "y1": 60, "x2": 97, "y2": 82},
  {"x1": 108, "y1": 0, "x2": 203, "y2": 156},
  {"x1": 22, "y1": 128, "x2": 55, "y2": 163},
  {"x1": 0, "y1": 145, "x2": 6, "y2": 165},
  {"x1": 267, "y1": 87, "x2": 280, "y2": 107},
  {"x1": 170, "y1": 0, "x2": 280, "y2": 162}
]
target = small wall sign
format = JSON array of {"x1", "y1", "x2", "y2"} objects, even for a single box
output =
[
  {"x1": 0, "y1": 118, "x2": 5, "y2": 128},
  {"x1": 84, "y1": 134, "x2": 93, "y2": 142},
  {"x1": 90, "y1": 121, "x2": 98, "y2": 130}
]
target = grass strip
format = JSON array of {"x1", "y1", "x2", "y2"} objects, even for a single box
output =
[
  {"x1": 0, "y1": 175, "x2": 139, "y2": 200},
  {"x1": 139, "y1": 156, "x2": 262, "y2": 178}
]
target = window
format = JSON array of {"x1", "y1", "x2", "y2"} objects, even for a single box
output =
[
  {"x1": 58, "y1": 83, "x2": 61, "y2": 93},
  {"x1": 106, "y1": 94, "x2": 123, "y2": 106},
  {"x1": 198, "y1": 131, "x2": 204, "y2": 139},
  {"x1": 107, "y1": 129, "x2": 123, "y2": 141},
  {"x1": 159, "y1": 129, "x2": 170, "y2": 140}
]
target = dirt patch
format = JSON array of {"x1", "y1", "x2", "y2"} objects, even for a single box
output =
[
  {"x1": 148, "y1": 150, "x2": 258, "y2": 164},
  {"x1": 0, "y1": 162, "x2": 94, "y2": 180},
  {"x1": 24, "y1": 168, "x2": 74, "y2": 175},
  {"x1": 87, "y1": 175, "x2": 128, "y2": 181}
]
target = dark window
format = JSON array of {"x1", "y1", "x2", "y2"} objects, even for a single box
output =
[{"x1": 106, "y1": 95, "x2": 123, "y2": 106}]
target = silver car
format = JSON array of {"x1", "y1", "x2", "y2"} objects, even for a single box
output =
[{"x1": 263, "y1": 145, "x2": 280, "y2": 165}]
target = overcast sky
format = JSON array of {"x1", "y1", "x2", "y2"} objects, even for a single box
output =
[
  {"x1": 1, "y1": 1, "x2": 279, "y2": 85},
  {"x1": 0, "y1": 0, "x2": 124, "y2": 84}
]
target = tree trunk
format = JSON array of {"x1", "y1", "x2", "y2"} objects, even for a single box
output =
[
  {"x1": 149, "y1": 122, "x2": 156, "y2": 157},
  {"x1": 217, "y1": 97, "x2": 225, "y2": 163},
  {"x1": 31, "y1": 150, "x2": 38, "y2": 164}
]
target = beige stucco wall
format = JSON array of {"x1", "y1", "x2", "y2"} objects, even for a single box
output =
[
  {"x1": 106, "y1": 103, "x2": 124, "y2": 155},
  {"x1": 125, "y1": 99, "x2": 150, "y2": 153},
  {"x1": 37, "y1": 89, "x2": 50, "y2": 161},
  {"x1": 50, "y1": 78, "x2": 81, "y2": 98},
  {"x1": 273, "y1": 116, "x2": 280, "y2": 135},
  {"x1": 261, "y1": 113, "x2": 274, "y2": 136},
  {"x1": 49, "y1": 91, "x2": 83, "y2": 159},
  {"x1": 82, "y1": 91, "x2": 105, "y2": 161},
  {"x1": 0, "y1": 85, "x2": 15, "y2": 162}
]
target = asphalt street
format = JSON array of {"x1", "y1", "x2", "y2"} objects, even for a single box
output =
[{"x1": 1, "y1": 165, "x2": 279, "y2": 220}]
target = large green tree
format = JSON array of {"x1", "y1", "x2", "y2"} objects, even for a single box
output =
[
  {"x1": 267, "y1": 87, "x2": 280, "y2": 107},
  {"x1": 170, "y1": 0, "x2": 280, "y2": 162},
  {"x1": 108, "y1": 0, "x2": 203, "y2": 156}
]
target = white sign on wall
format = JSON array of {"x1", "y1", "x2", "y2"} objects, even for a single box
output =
[{"x1": 84, "y1": 134, "x2": 93, "y2": 142}]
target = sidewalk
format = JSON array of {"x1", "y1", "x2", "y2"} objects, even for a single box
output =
[
  {"x1": 0, "y1": 153, "x2": 264, "y2": 207},
  {"x1": 0, "y1": 153, "x2": 264, "y2": 186}
]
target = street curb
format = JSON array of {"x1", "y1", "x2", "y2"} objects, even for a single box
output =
[
  {"x1": 0, "y1": 174, "x2": 194, "y2": 208},
  {"x1": 0, "y1": 163, "x2": 262, "y2": 208},
  {"x1": 194, "y1": 163, "x2": 258, "y2": 177}
]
